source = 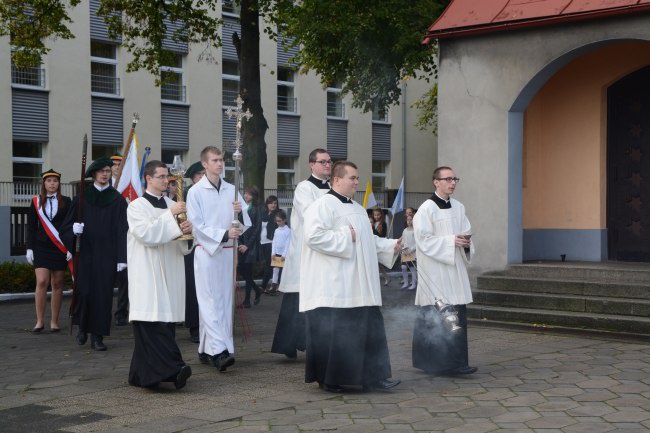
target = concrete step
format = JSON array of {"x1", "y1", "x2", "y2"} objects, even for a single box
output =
[
  {"x1": 490, "y1": 262, "x2": 650, "y2": 284},
  {"x1": 467, "y1": 304, "x2": 650, "y2": 334},
  {"x1": 473, "y1": 289, "x2": 650, "y2": 317},
  {"x1": 477, "y1": 275, "x2": 650, "y2": 299}
]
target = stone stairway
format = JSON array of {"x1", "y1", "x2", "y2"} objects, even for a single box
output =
[{"x1": 468, "y1": 262, "x2": 650, "y2": 335}]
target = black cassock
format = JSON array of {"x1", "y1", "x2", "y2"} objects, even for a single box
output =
[
  {"x1": 270, "y1": 293, "x2": 305, "y2": 358},
  {"x1": 305, "y1": 306, "x2": 392, "y2": 387},
  {"x1": 129, "y1": 322, "x2": 186, "y2": 387},
  {"x1": 61, "y1": 186, "x2": 128, "y2": 336},
  {"x1": 412, "y1": 304, "x2": 469, "y2": 374}
]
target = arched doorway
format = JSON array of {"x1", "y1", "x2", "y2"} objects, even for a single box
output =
[{"x1": 607, "y1": 66, "x2": 650, "y2": 261}]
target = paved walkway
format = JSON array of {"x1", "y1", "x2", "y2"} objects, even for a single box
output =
[{"x1": 1, "y1": 281, "x2": 649, "y2": 432}]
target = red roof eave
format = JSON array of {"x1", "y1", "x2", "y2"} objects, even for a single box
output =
[{"x1": 423, "y1": 4, "x2": 650, "y2": 44}]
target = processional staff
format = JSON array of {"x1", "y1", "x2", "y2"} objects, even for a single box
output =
[
  {"x1": 226, "y1": 96, "x2": 253, "y2": 338},
  {"x1": 69, "y1": 134, "x2": 88, "y2": 331}
]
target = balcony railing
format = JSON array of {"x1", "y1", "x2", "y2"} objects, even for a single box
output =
[
  {"x1": 1, "y1": 182, "x2": 76, "y2": 206},
  {"x1": 11, "y1": 65, "x2": 46, "y2": 87},
  {"x1": 161, "y1": 83, "x2": 187, "y2": 102},
  {"x1": 277, "y1": 96, "x2": 298, "y2": 113},
  {"x1": 91, "y1": 74, "x2": 120, "y2": 95},
  {"x1": 327, "y1": 100, "x2": 345, "y2": 118}
]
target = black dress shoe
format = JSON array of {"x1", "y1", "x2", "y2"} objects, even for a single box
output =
[
  {"x1": 363, "y1": 378, "x2": 401, "y2": 391},
  {"x1": 211, "y1": 351, "x2": 235, "y2": 372},
  {"x1": 32, "y1": 326, "x2": 44, "y2": 333},
  {"x1": 76, "y1": 331, "x2": 88, "y2": 345},
  {"x1": 198, "y1": 353, "x2": 210, "y2": 364},
  {"x1": 450, "y1": 366, "x2": 478, "y2": 375},
  {"x1": 174, "y1": 365, "x2": 192, "y2": 390},
  {"x1": 90, "y1": 335, "x2": 107, "y2": 351},
  {"x1": 319, "y1": 382, "x2": 344, "y2": 393}
]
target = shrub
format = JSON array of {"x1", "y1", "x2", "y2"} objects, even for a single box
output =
[
  {"x1": 0, "y1": 261, "x2": 73, "y2": 293},
  {"x1": 0, "y1": 261, "x2": 36, "y2": 293}
]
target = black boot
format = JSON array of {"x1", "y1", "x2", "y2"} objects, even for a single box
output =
[{"x1": 90, "y1": 334, "x2": 107, "y2": 351}]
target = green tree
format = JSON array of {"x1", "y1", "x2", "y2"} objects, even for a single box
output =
[
  {"x1": 268, "y1": 0, "x2": 448, "y2": 114},
  {"x1": 2, "y1": 0, "x2": 448, "y2": 190}
]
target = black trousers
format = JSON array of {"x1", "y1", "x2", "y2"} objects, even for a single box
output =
[
  {"x1": 260, "y1": 243, "x2": 273, "y2": 288},
  {"x1": 113, "y1": 269, "x2": 129, "y2": 321}
]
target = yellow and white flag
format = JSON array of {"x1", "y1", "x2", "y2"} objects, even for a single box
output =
[{"x1": 362, "y1": 180, "x2": 378, "y2": 209}]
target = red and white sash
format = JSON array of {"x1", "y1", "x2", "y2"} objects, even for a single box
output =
[{"x1": 32, "y1": 196, "x2": 73, "y2": 274}]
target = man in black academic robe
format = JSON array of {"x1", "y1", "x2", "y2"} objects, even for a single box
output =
[{"x1": 62, "y1": 157, "x2": 128, "y2": 351}]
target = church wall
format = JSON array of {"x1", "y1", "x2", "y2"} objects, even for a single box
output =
[{"x1": 437, "y1": 13, "x2": 650, "y2": 272}]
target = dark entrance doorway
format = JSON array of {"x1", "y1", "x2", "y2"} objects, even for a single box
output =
[{"x1": 607, "y1": 65, "x2": 650, "y2": 261}]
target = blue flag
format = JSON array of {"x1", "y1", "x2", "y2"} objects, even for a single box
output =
[
  {"x1": 139, "y1": 146, "x2": 151, "y2": 188},
  {"x1": 390, "y1": 177, "x2": 404, "y2": 215}
]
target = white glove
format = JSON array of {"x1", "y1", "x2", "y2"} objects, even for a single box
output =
[
  {"x1": 73, "y1": 222, "x2": 84, "y2": 235},
  {"x1": 66, "y1": 251, "x2": 72, "y2": 261},
  {"x1": 26, "y1": 249, "x2": 34, "y2": 265},
  {"x1": 117, "y1": 263, "x2": 127, "y2": 272}
]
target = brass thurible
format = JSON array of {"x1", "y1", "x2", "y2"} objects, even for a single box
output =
[{"x1": 171, "y1": 155, "x2": 193, "y2": 241}]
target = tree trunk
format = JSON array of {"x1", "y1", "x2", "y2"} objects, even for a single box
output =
[{"x1": 236, "y1": 0, "x2": 268, "y2": 193}]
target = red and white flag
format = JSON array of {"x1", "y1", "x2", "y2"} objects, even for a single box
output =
[{"x1": 116, "y1": 133, "x2": 143, "y2": 202}]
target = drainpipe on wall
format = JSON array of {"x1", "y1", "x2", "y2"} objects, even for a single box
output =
[{"x1": 401, "y1": 81, "x2": 407, "y2": 196}]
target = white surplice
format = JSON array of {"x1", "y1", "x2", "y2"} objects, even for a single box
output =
[
  {"x1": 278, "y1": 179, "x2": 329, "y2": 294},
  {"x1": 187, "y1": 175, "x2": 250, "y2": 356},
  {"x1": 413, "y1": 198, "x2": 475, "y2": 306},
  {"x1": 299, "y1": 194, "x2": 398, "y2": 312},
  {"x1": 127, "y1": 197, "x2": 191, "y2": 323}
]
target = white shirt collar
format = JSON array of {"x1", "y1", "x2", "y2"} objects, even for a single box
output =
[{"x1": 94, "y1": 183, "x2": 110, "y2": 191}]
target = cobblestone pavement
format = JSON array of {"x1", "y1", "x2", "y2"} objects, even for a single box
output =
[{"x1": 1, "y1": 281, "x2": 649, "y2": 433}]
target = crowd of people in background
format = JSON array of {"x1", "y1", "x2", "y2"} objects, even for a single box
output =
[{"x1": 24, "y1": 147, "x2": 477, "y2": 392}]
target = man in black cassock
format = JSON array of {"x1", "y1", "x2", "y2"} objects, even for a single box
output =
[
  {"x1": 299, "y1": 161, "x2": 402, "y2": 393},
  {"x1": 61, "y1": 157, "x2": 128, "y2": 351}
]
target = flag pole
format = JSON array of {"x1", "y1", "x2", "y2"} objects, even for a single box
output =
[{"x1": 114, "y1": 113, "x2": 140, "y2": 188}]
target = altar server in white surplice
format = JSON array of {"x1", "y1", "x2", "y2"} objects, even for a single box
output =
[
  {"x1": 412, "y1": 166, "x2": 477, "y2": 376},
  {"x1": 300, "y1": 161, "x2": 402, "y2": 393},
  {"x1": 127, "y1": 160, "x2": 193, "y2": 390},
  {"x1": 271, "y1": 148, "x2": 331, "y2": 359},
  {"x1": 186, "y1": 146, "x2": 250, "y2": 372}
]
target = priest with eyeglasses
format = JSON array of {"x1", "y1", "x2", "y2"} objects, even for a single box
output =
[
  {"x1": 126, "y1": 160, "x2": 193, "y2": 389},
  {"x1": 412, "y1": 166, "x2": 478, "y2": 376}
]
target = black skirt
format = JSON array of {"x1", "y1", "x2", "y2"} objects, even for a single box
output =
[
  {"x1": 271, "y1": 293, "x2": 306, "y2": 357},
  {"x1": 129, "y1": 321, "x2": 186, "y2": 388},
  {"x1": 412, "y1": 304, "x2": 469, "y2": 374},
  {"x1": 305, "y1": 306, "x2": 392, "y2": 387},
  {"x1": 33, "y1": 238, "x2": 67, "y2": 271}
]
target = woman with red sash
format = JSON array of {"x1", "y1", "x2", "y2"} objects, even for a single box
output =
[{"x1": 26, "y1": 169, "x2": 72, "y2": 333}]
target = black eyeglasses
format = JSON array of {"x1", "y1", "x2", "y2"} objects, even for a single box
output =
[
  {"x1": 436, "y1": 177, "x2": 460, "y2": 183},
  {"x1": 313, "y1": 160, "x2": 332, "y2": 166}
]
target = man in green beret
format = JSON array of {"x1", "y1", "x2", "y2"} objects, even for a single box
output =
[
  {"x1": 183, "y1": 161, "x2": 205, "y2": 343},
  {"x1": 61, "y1": 157, "x2": 128, "y2": 351}
]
